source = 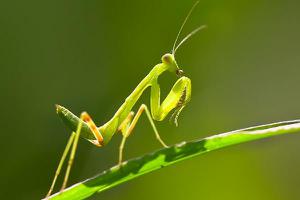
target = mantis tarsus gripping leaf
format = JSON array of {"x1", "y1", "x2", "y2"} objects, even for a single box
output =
[{"x1": 45, "y1": 1, "x2": 206, "y2": 198}]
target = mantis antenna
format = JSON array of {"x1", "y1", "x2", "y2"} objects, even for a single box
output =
[
  {"x1": 172, "y1": 1, "x2": 206, "y2": 55},
  {"x1": 173, "y1": 25, "x2": 206, "y2": 54}
]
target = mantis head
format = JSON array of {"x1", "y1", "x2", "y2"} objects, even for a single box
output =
[{"x1": 161, "y1": 53, "x2": 184, "y2": 77}]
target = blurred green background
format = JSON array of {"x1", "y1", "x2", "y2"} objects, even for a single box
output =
[{"x1": 1, "y1": 0, "x2": 300, "y2": 199}]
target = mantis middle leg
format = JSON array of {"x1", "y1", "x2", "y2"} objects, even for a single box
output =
[{"x1": 118, "y1": 104, "x2": 168, "y2": 165}]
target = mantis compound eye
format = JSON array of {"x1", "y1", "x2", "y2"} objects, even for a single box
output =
[
  {"x1": 176, "y1": 69, "x2": 184, "y2": 77},
  {"x1": 162, "y1": 53, "x2": 173, "y2": 64}
]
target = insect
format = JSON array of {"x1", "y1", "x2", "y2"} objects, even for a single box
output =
[{"x1": 45, "y1": 1, "x2": 206, "y2": 198}]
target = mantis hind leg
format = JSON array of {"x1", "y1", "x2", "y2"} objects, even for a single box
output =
[
  {"x1": 60, "y1": 114, "x2": 83, "y2": 191},
  {"x1": 118, "y1": 104, "x2": 168, "y2": 166},
  {"x1": 60, "y1": 112, "x2": 103, "y2": 190},
  {"x1": 45, "y1": 112, "x2": 101, "y2": 198},
  {"x1": 45, "y1": 117, "x2": 82, "y2": 198},
  {"x1": 45, "y1": 132, "x2": 75, "y2": 198}
]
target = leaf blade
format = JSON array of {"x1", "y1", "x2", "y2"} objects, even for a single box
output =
[{"x1": 47, "y1": 120, "x2": 300, "y2": 200}]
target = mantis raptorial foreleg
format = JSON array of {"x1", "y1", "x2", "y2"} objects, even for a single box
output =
[{"x1": 151, "y1": 76, "x2": 191, "y2": 124}]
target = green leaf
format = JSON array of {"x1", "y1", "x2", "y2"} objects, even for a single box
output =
[{"x1": 46, "y1": 120, "x2": 300, "y2": 200}]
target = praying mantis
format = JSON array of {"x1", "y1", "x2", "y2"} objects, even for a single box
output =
[{"x1": 46, "y1": 2, "x2": 206, "y2": 198}]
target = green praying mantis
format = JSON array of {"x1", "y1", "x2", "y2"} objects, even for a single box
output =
[{"x1": 46, "y1": 2, "x2": 206, "y2": 198}]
